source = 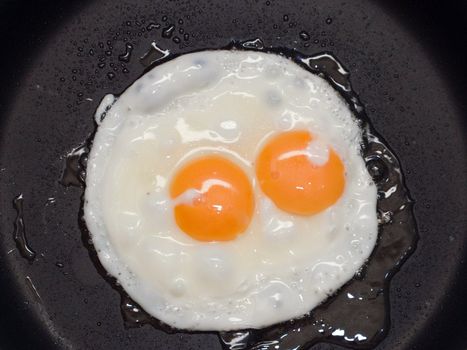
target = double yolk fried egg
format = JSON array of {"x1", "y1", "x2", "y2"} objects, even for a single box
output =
[{"x1": 84, "y1": 50, "x2": 378, "y2": 330}]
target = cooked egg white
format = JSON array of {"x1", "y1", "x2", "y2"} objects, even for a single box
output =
[{"x1": 84, "y1": 50, "x2": 378, "y2": 330}]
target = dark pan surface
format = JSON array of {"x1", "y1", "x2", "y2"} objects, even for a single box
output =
[{"x1": 0, "y1": 1, "x2": 466, "y2": 349}]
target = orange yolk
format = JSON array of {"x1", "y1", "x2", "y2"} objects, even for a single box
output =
[
  {"x1": 256, "y1": 130, "x2": 345, "y2": 215},
  {"x1": 170, "y1": 156, "x2": 254, "y2": 242}
]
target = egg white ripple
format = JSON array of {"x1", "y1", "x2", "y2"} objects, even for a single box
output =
[{"x1": 84, "y1": 50, "x2": 378, "y2": 330}]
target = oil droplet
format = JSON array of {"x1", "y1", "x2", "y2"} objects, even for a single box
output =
[
  {"x1": 60, "y1": 144, "x2": 88, "y2": 187},
  {"x1": 241, "y1": 38, "x2": 265, "y2": 50},
  {"x1": 45, "y1": 197, "x2": 56, "y2": 206},
  {"x1": 366, "y1": 156, "x2": 388, "y2": 183},
  {"x1": 121, "y1": 296, "x2": 152, "y2": 327},
  {"x1": 299, "y1": 31, "x2": 310, "y2": 41},
  {"x1": 146, "y1": 22, "x2": 161, "y2": 31},
  {"x1": 283, "y1": 14, "x2": 289, "y2": 22},
  {"x1": 162, "y1": 24, "x2": 175, "y2": 38},
  {"x1": 118, "y1": 43, "x2": 133, "y2": 63},
  {"x1": 12, "y1": 194, "x2": 36, "y2": 261},
  {"x1": 326, "y1": 17, "x2": 333, "y2": 24},
  {"x1": 140, "y1": 42, "x2": 170, "y2": 67}
]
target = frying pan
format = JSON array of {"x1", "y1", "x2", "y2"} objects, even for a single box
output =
[{"x1": 0, "y1": 0, "x2": 466, "y2": 349}]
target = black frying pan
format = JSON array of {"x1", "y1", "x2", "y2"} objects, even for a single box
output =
[{"x1": 0, "y1": 1, "x2": 466, "y2": 349}]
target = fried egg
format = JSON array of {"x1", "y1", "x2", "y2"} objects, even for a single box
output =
[{"x1": 84, "y1": 50, "x2": 378, "y2": 331}]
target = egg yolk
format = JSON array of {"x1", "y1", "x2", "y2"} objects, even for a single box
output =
[
  {"x1": 170, "y1": 156, "x2": 254, "y2": 242},
  {"x1": 256, "y1": 130, "x2": 345, "y2": 215}
]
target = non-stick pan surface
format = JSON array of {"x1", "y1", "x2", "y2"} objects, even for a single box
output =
[{"x1": 0, "y1": 1, "x2": 466, "y2": 349}]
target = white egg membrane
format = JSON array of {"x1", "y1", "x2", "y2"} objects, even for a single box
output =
[{"x1": 84, "y1": 50, "x2": 378, "y2": 331}]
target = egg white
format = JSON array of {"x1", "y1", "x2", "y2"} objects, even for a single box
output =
[{"x1": 84, "y1": 50, "x2": 378, "y2": 330}]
